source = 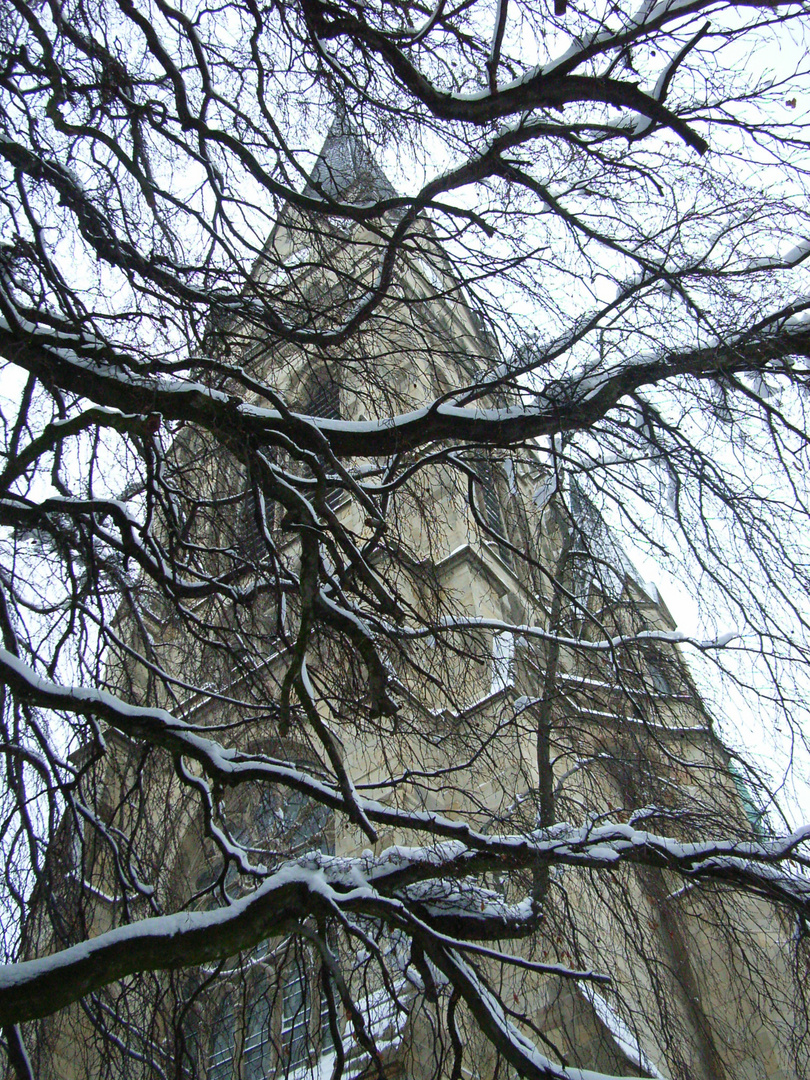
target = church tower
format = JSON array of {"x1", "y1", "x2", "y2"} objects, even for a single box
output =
[
  {"x1": 178, "y1": 116, "x2": 803, "y2": 1080},
  {"x1": 24, "y1": 119, "x2": 805, "y2": 1080}
]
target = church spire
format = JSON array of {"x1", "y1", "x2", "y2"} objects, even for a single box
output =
[{"x1": 303, "y1": 110, "x2": 397, "y2": 204}]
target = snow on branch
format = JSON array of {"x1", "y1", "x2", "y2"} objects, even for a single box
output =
[
  {"x1": 6, "y1": 306, "x2": 810, "y2": 465},
  {"x1": 380, "y1": 614, "x2": 739, "y2": 655},
  {"x1": 4, "y1": 646, "x2": 808, "y2": 902}
]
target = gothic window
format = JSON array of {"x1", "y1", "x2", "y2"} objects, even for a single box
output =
[
  {"x1": 280, "y1": 955, "x2": 335, "y2": 1070},
  {"x1": 237, "y1": 367, "x2": 339, "y2": 561},
  {"x1": 300, "y1": 369, "x2": 340, "y2": 422},
  {"x1": 202, "y1": 950, "x2": 335, "y2": 1080},
  {"x1": 469, "y1": 453, "x2": 513, "y2": 566},
  {"x1": 728, "y1": 764, "x2": 766, "y2": 836},
  {"x1": 281, "y1": 963, "x2": 309, "y2": 1066},
  {"x1": 201, "y1": 950, "x2": 335, "y2": 1080},
  {"x1": 238, "y1": 446, "x2": 279, "y2": 563},
  {"x1": 491, "y1": 631, "x2": 515, "y2": 694},
  {"x1": 242, "y1": 982, "x2": 274, "y2": 1079},
  {"x1": 195, "y1": 772, "x2": 334, "y2": 897},
  {"x1": 235, "y1": 369, "x2": 346, "y2": 564},
  {"x1": 472, "y1": 453, "x2": 506, "y2": 538},
  {"x1": 240, "y1": 484, "x2": 268, "y2": 563},
  {"x1": 197, "y1": 771, "x2": 335, "y2": 1080},
  {"x1": 645, "y1": 656, "x2": 672, "y2": 696},
  {"x1": 298, "y1": 368, "x2": 343, "y2": 511},
  {"x1": 207, "y1": 996, "x2": 236, "y2": 1080},
  {"x1": 644, "y1": 648, "x2": 687, "y2": 699},
  {"x1": 255, "y1": 781, "x2": 334, "y2": 859},
  {"x1": 615, "y1": 650, "x2": 680, "y2": 701}
]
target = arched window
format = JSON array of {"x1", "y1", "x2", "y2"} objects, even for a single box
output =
[
  {"x1": 644, "y1": 653, "x2": 673, "y2": 696},
  {"x1": 491, "y1": 631, "x2": 515, "y2": 694},
  {"x1": 298, "y1": 368, "x2": 343, "y2": 511},
  {"x1": 281, "y1": 961, "x2": 309, "y2": 1065},
  {"x1": 238, "y1": 368, "x2": 343, "y2": 560},
  {"x1": 237, "y1": 442, "x2": 280, "y2": 564},
  {"x1": 300, "y1": 368, "x2": 340, "y2": 422},
  {"x1": 203, "y1": 950, "x2": 335, "y2": 1080},
  {"x1": 242, "y1": 979, "x2": 274, "y2": 1079},
  {"x1": 256, "y1": 782, "x2": 334, "y2": 859},
  {"x1": 207, "y1": 996, "x2": 235, "y2": 1080},
  {"x1": 280, "y1": 947, "x2": 335, "y2": 1071},
  {"x1": 194, "y1": 777, "x2": 333, "y2": 902},
  {"x1": 469, "y1": 451, "x2": 512, "y2": 566},
  {"x1": 194, "y1": 771, "x2": 335, "y2": 1079}
]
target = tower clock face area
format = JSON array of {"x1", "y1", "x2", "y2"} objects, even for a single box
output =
[{"x1": 2, "y1": 9, "x2": 810, "y2": 1080}]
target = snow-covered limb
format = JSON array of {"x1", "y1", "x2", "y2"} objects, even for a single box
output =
[
  {"x1": 623, "y1": 20, "x2": 710, "y2": 140},
  {"x1": 7, "y1": 814, "x2": 807, "y2": 1031},
  {"x1": 0, "y1": 855, "x2": 572, "y2": 1029},
  {"x1": 370, "y1": 886, "x2": 610, "y2": 983},
  {"x1": 327, "y1": 2, "x2": 709, "y2": 152},
  {"x1": 6, "y1": 307, "x2": 810, "y2": 463},
  {"x1": 379, "y1": 613, "x2": 739, "y2": 654},
  {"x1": 4, "y1": 646, "x2": 808, "y2": 902},
  {"x1": 359, "y1": 825, "x2": 810, "y2": 916},
  {"x1": 0, "y1": 864, "x2": 331, "y2": 1026}
]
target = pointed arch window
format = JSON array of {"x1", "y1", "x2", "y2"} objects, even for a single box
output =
[
  {"x1": 196, "y1": 767, "x2": 334, "y2": 898},
  {"x1": 491, "y1": 631, "x2": 515, "y2": 694},
  {"x1": 280, "y1": 949, "x2": 336, "y2": 1070},
  {"x1": 196, "y1": 766, "x2": 335, "y2": 1080},
  {"x1": 239, "y1": 465, "x2": 275, "y2": 563},
  {"x1": 207, "y1": 996, "x2": 236, "y2": 1080},
  {"x1": 254, "y1": 777, "x2": 334, "y2": 860},
  {"x1": 475, "y1": 455, "x2": 505, "y2": 538},
  {"x1": 281, "y1": 961, "x2": 309, "y2": 1065},
  {"x1": 242, "y1": 982, "x2": 274, "y2": 1079},
  {"x1": 301, "y1": 369, "x2": 340, "y2": 422},
  {"x1": 202, "y1": 950, "x2": 336, "y2": 1080},
  {"x1": 236, "y1": 366, "x2": 342, "y2": 561},
  {"x1": 469, "y1": 452, "x2": 512, "y2": 566},
  {"x1": 298, "y1": 368, "x2": 343, "y2": 511}
]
